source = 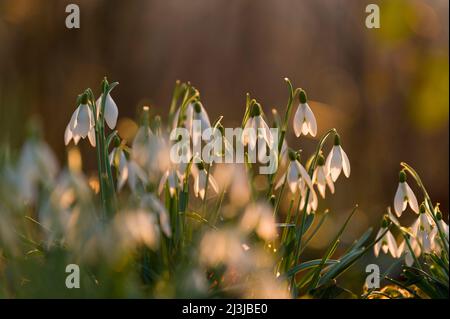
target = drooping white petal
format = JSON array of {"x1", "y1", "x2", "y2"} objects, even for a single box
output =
[
  {"x1": 104, "y1": 93, "x2": 118, "y2": 129},
  {"x1": 87, "y1": 127, "x2": 96, "y2": 147},
  {"x1": 303, "y1": 103, "x2": 317, "y2": 137},
  {"x1": 386, "y1": 231, "x2": 399, "y2": 258},
  {"x1": 287, "y1": 163, "x2": 299, "y2": 194},
  {"x1": 297, "y1": 162, "x2": 313, "y2": 190},
  {"x1": 64, "y1": 124, "x2": 73, "y2": 145},
  {"x1": 329, "y1": 146, "x2": 342, "y2": 182},
  {"x1": 340, "y1": 146, "x2": 351, "y2": 178},
  {"x1": 256, "y1": 115, "x2": 274, "y2": 148},
  {"x1": 374, "y1": 228, "x2": 384, "y2": 257},
  {"x1": 242, "y1": 117, "x2": 256, "y2": 149},
  {"x1": 293, "y1": 104, "x2": 305, "y2": 137},
  {"x1": 405, "y1": 182, "x2": 419, "y2": 214},
  {"x1": 69, "y1": 105, "x2": 80, "y2": 131},
  {"x1": 72, "y1": 104, "x2": 91, "y2": 138},
  {"x1": 394, "y1": 183, "x2": 406, "y2": 217}
]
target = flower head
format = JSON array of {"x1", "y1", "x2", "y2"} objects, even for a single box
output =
[
  {"x1": 293, "y1": 89, "x2": 317, "y2": 137},
  {"x1": 374, "y1": 216, "x2": 398, "y2": 258},
  {"x1": 242, "y1": 103, "x2": 274, "y2": 150},
  {"x1": 96, "y1": 92, "x2": 118, "y2": 130},
  {"x1": 393, "y1": 170, "x2": 419, "y2": 217},
  {"x1": 312, "y1": 154, "x2": 334, "y2": 199},
  {"x1": 325, "y1": 135, "x2": 350, "y2": 182},
  {"x1": 65, "y1": 93, "x2": 96, "y2": 147},
  {"x1": 192, "y1": 161, "x2": 219, "y2": 200}
]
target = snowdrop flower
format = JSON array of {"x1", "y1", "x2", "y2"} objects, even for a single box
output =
[
  {"x1": 172, "y1": 102, "x2": 193, "y2": 131},
  {"x1": 374, "y1": 216, "x2": 398, "y2": 258},
  {"x1": 275, "y1": 150, "x2": 313, "y2": 194},
  {"x1": 114, "y1": 210, "x2": 160, "y2": 250},
  {"x1": 18, "y1": 138, "x2": 59, "y2": 203},
  {"x1": 242, "y1": 103, "x2": 274, "y2": 150},
  {"x1": 299, "y1": 182, "x2": 319, "y2": 214},
  {"x1": 141, "y1": 193, "x2": 172, "y2": 238},
  {"x1": 312, "y1": 154, "x2": 334, "y2": 199},
  {"x1": 110, "y1": 147, "x2": 147, "y2": 192},
  {"x1": 397, "y1": 235, "x2": 421, "y2": 267},
  {"x1": 158, "y1": 168, "x2": 178, "y2": 197},
  {"x1": 192, "y1": 161, "x2": 219, "y2": 200},
  {"x1": 325, "y1": 134, "x2": 350, "y2": 182},
  {"x1": 430, "y1": 209, "x2": 449, "y2": 253},
  {"x1": 293, "y1": 89, "x2": 317, "y2": 137},
  {"x1": 65, "y1": 93, "x2": 96, "y2": 147},
  {"x1": 239, "y1": 203, "x2": 277, "y2": 241},
  {"x1": 172, "y1": 100, "x2": 210, "y2": 133},
  {"x1": 412, "y1": 204, "x2": 434, "y2": 253},
  {"x1": 393, "y1": 170, "x2": 419, "y2": 217},
  {"x1": 96, "y1": 92, "x2": 118, "y2": 129}
]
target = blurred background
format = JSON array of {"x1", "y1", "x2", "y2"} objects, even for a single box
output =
[{"x1": 0, "y1": 0, "x2": 448, "y2": 292}]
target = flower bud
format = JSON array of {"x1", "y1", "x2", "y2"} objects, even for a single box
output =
[
  {"x1": 317, "y1": 154, "x2": 325, "y2": 166},
  {"x1": 419, "y1": 203, "x2": 426, "y2": 214},
  {"x1": 250, "y1": 103, "x2": 262, "y2": 117},
  {"x1": 80, "y1": 92, "x2": 89, "y2": 105},
  {"x1": 288, "y1": 149, "x2": 297, "y2": 161},
  {"x1": 381, "y1": 215, "x2": 390, "y2": 228},
  {"x1": 299, "y1": 89, "x2": 307, "y2": 104},
  {"x1": 194, "y1": 101, "x2": 202, "y2": 113},
  {"x1": 399, "y1": 170, "x2": 406, "y2": 183},
  {"x1": 334, "y1": 134, "x2": 341, "y2": 146}
]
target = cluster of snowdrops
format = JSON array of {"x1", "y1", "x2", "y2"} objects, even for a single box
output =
[{"x1": 0, "y1": 77, "x2": 447, "y2": 298}]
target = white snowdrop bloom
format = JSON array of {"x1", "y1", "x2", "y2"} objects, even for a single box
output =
[
  {"x1": 18, "y1": 138, "x2": 59, "y2": 203},
  {"x1": 410, "y1": 204, "x2": 434, "y2": 254},
  {"x1": 96, "y1": 92, "x2": 118, "y2": 129},
  {"x1": 299, "y1": 183, "x2": 319, "y2": 215},
  {"x1": 239, "y1": 203, "x2": 277, "y2": 241},
  {"x1": 126, "y1": 161, "x2": 148, "y2": 192},
  {"x1": 275, "y1": 150, "x2": 313, "y2": 195},
  {"x1": 242, "y1": 103, "x2": 274, "y2": 150},
  {"x1": 172, "y1": 102, "x2": 194, "y2": 131},
  {"x1": 110, "y1": 147, "x2": 148, "y2": 192},
  {"x1": 192, "y1": 101, "x2": 211, "y2": 130},
  {"x1": 293, "y1": 89, "x2": 317, "y2": 137},
  {"x1": 393, "y1": 171, "x2": 419, "y2": 217},
  {"x1": 312, "y1": 154, "x2": 334, "y2": 199},
  {"x1": 158, "y1": 169, "x2": 178, "y2": 197},
  {"x1": 114, "y1": 210, "x2": 160, "y2": 250},
  {"x1": 141, "y1": 193, "x2": 172, "y2": 238},
  {"x1": 430, "y1": 210, "x2": 449, "y2": 253},
  {"x1": 374, "y1": 218, "x2": 398, "y2": 258},
  {"x1": 65, "y1": 94, "x2": 96, "y2": 146},
  {"x1": 325, "y1": 135, "x2": 350, "y2": 182},
  {"x1": 397, "y1": 236, "x2": 421, "y2": 267},
  {"x1": 131, "y1": 123, "x2": 153, "y2": 168},
  {"x1": 191, "y1": 162, "x2": 219, "y2": 200}
]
